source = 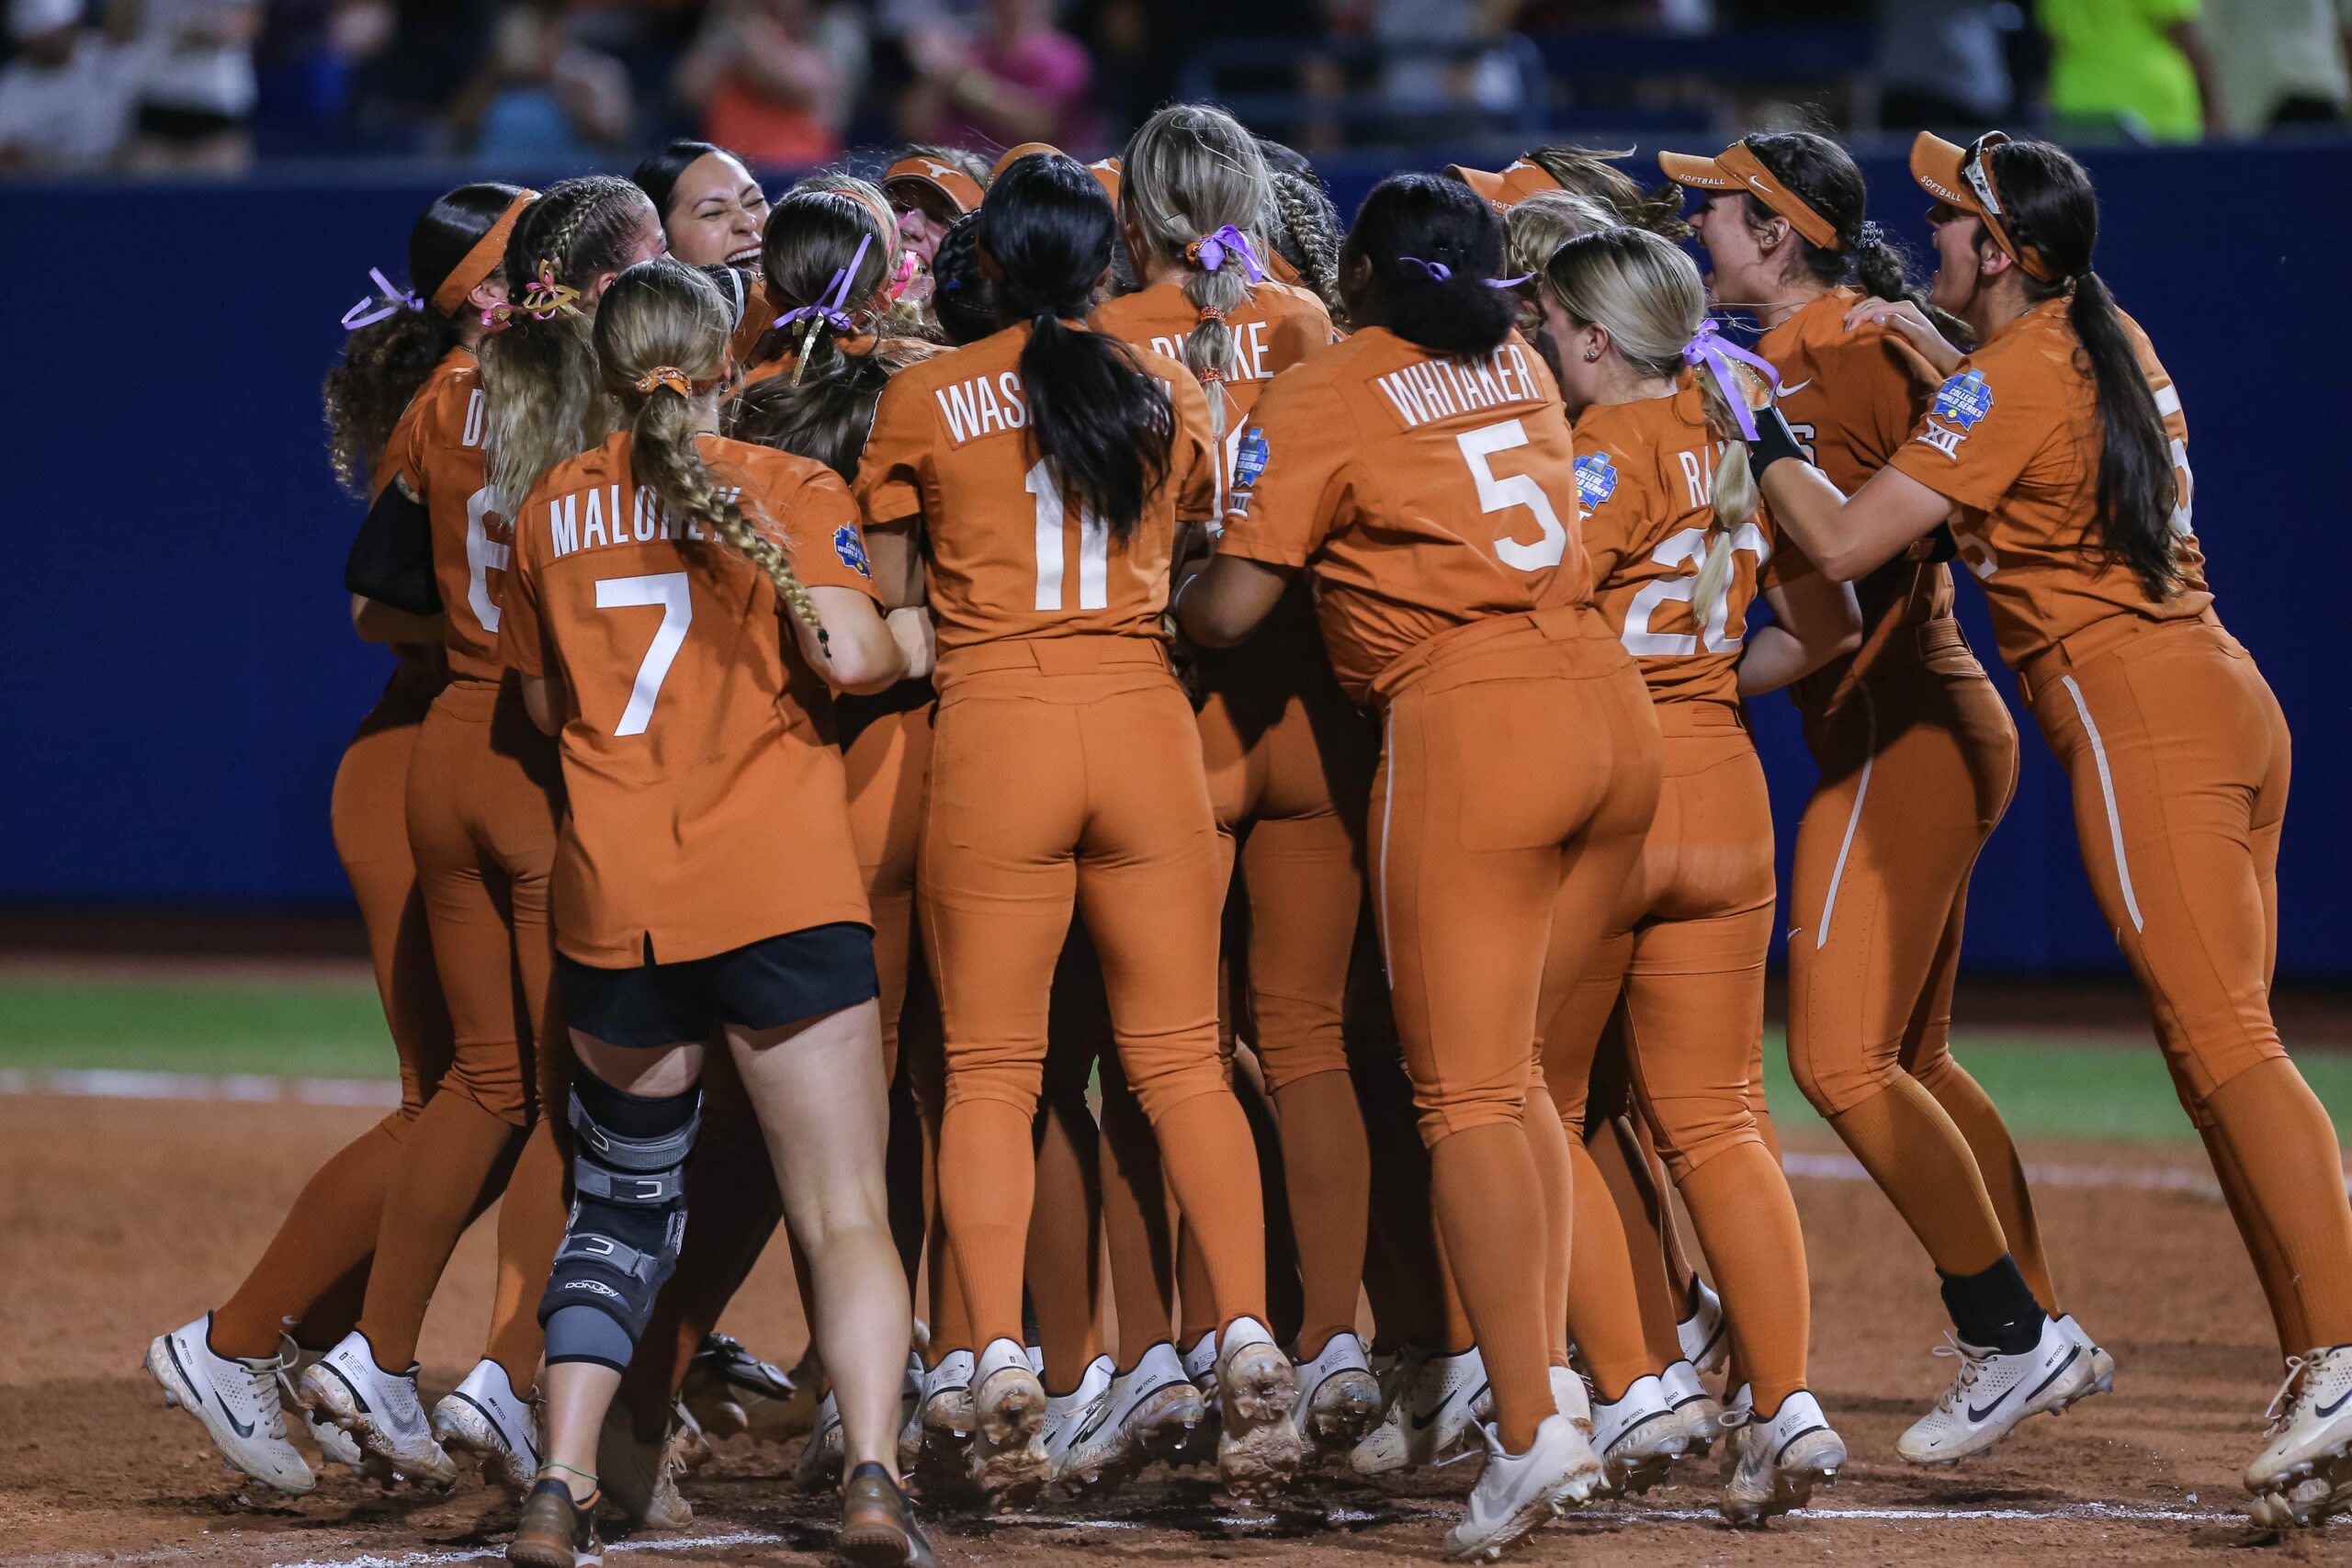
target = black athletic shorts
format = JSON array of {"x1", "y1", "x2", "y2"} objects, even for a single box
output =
[{"x1": 558, "y1": 923, "x2": 878, "y2": 1049}]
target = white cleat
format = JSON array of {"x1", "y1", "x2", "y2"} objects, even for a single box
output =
[
  {"x1": 1442, "y1": 1415, "x2": 1604, "y2": 1562},
  {"x1": 279, "y1": 1340, "x2": 382, "y2": 1482},
  {"x1": 1898, "y1": 1318, "x2": 2098, "y2": 1466},
  {"x1": 1720, "y1": 1389, "x2": 1844, "y2": 1526},
  {"x1": 1054, "y1": 1341, "x2": 1206, "y2": 1494},
  {"x1": 1040, "y1": 1354, "x2": 1117, "y2": 1481},
  {"x1": 967, "y1": 1337, "x2": 1051, "y2": 1504},
  {"x1": 1167, "y1": 1329, "x2": 1222, "y2": 1470},
  {"x1": 795, "y1": 1389, "x2": 845, "y2": 1492},
  {"x1": 1216, "y1": 1317, "x2": 1304, "y2": 1500},
  {"x1": 147, "y1": 1314, "x2": 315, "y2": 1495},
  {"x1": 297, "y1": 1330, "x2": 458, "y2": 1486},
  {"x1": 1550, "y1": 1364, "x2": 1592, "y2": 1437},
  {"x1": 1660, "y1": 1359, "x2": 1724, "y2": 1457},
  {"x1": 910, "y1": 1347, "x2": 976, "y2": 1481},
  {"x1": 1679, "y1": 1278, "x2": 1727, "y2": 1377},
  {"x1": 2247, "y1": 1346, "x2": 2352, "y2": 1500},
  {"x1": 1292, "y1": 1332, "x2": 1385, "y2": 1456},
  {"x1": 1350, "y1": 1347, "x2": 1493, "y2": 1476},
  {"x1": 1590, "y1": 1373, "x2": 1688, "y2": 1495},
  {"x1": 681, "y1": 1332, "x2": 814, "y2": 1444},
  {"x1": 597, "y1": 1394, "x2": 695, "y2": 1529},
  {"x1": 431, "y1": 1359, "x2": 540, "y2": 1497},
  {"x1": 2057, "y1": 1313, "x2": 2116, "y2": 1395}
]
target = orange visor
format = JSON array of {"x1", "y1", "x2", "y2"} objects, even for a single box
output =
[
  {"x1": 1657, "y1": 141, "x2": 1840, "y2": 251},
  {"x1": 431, "y1": 188, "x2": 538, "y2": 317},
  {"x1": 1909, "y1": 130, "x2": 2056, "y2": 283}
]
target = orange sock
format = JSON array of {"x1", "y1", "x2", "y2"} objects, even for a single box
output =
[
  {"x1": 1566, "y1": 1137, "x2": 1657, "y2": 1400},
  {"x1": 941, "y1": 1099, "x2": 1038, "y2": 1350},
  {"x1": 211, "y1": 1116, "x2": 410, "y2": 1359},
  {"x1": 2205, "y1": 1058, "x2": 2352, "y2": 1346},
  {"x1": 483, "y1": 1118, "x2": 567, "y2": 1391},
  {"x1": 1589, "y1": 1119, "x2": 1686, "y2": 1370},
  {"x1": 1826, "y1": 1077, "x2": 2007, "y2": 1280},
  {"x1": 1272, "y1": 1071, "x2": 1369, "y2": 1359},
  {"x1": 1678, "y1": 1145, "x2": 1811, "y2": 1414},
  {"x1": 1430, "y1": 1122, "x2": 1554, "y2": 1452},
  {"x1": 1911, "y1": 1056, "x2": 2054, "y2": 1310},
  {"x1": 1097, "y1": 1072, "x2": 1175, "y2": 1362},
  {"x1": 1523, "y1": 1079, "x2": 1575, "y2": 1370},
  {"x1": 1151, "y1": 1090, "x2": 1268, "y2": 1333},
  {"x1": 1027, "y1": 1092, "x2": 1103, "y2": 1388},
  {"x1": 356, "y1": 1094, "x2": 524, "y2": 1371},
  {"x1": 2198, "y1": 1119, "x2": 2306, "y2": 1356}
]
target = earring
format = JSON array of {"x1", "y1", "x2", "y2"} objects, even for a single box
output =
[{"x1": 1584, "y1": 346, "x2": 1600, "y2": 361}]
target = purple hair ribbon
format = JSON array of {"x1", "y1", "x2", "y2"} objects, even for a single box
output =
[
  {"x1": 1489, "y1": 273, "x2": 1533, "y2": 288},
  {"x1": 1681, "y1": 319, "x2": 1784, "y2": 441},
  {"x1": 774, "y1": 231, "x2": 874, "y2": 336},
  {"x1": 341, "y1": 267, "x2": 423, "y2": 330},
  {"x1": 1188, "y1": 225, "x2": 1266, "y2": 282},
  {"x1": 1399, "y1": 255, "x2": 1452, "y2": 281}
]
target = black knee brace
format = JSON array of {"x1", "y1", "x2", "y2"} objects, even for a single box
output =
[{"x1": 538, "y1": 1075, "x2": 700, "y2": 1368}]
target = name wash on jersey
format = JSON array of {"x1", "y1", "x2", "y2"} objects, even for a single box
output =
[
  {"x1": 543, "y1": 482, "x2": 752, "y2": 559},
  {"x1": 1374, "y1": 343, "x2": 1546, "y2": 431},
  {"x1": 933, "y1": 366, "x2": 1182, "y2": 446}
]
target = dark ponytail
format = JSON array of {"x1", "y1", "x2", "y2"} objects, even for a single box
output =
[
  {"x1": 928, "y1": 210, "x2": 994, "y2": 345},
  {"x1": 1344, "y1": 173, "x2": 1516, "y2": 358},
  {"x1": 322, "y1": 180, "x2": 528, "y2": 495},
  {"x1": 980, "y1": 152, "x2": 1172, "y2": 545},
  {"x1": 1984, "y1": 141, "x2": 2181, "y2": 599}
]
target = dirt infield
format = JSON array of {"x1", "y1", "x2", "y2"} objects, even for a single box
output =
[{"x1": 3, "y1": 1093, "x2": 2343, "y2": 1567}]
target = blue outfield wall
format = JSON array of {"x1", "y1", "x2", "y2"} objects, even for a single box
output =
[{"x1": 3, "y1": 139, "x2": 2346, "y2": 977}]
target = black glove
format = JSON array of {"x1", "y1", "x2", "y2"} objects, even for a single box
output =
[{"x1": 1746, "y1": 402, "x2": 1810, "y2": 477}]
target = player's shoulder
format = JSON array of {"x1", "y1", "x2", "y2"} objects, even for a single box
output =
[
  {"x1": 705, "y1": 433, "x2": 839, "y2": 497},
  {"x1": 412, "y1": 348, "x2": 480, "y2": 428},
  {"x1": 1252, "y1": 279, "x2": 1331, "y2": 327}
]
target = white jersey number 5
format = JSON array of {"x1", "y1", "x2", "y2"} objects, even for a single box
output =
[{"x1": 1459, "y1": 419, "x2": 1567, "y2": 572}]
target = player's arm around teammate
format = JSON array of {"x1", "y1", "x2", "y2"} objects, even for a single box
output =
[
  {"x1": 853, "y1": 151, "x2": 1296, "y2": 1506},
  {"x1": 495, "y1": 258, "x2": 926, "y2": 1568},
  {"x1": 1532, "y1": 226, "x2": 1857, "y2": 1521},
  {"x1": 1182, "y1": 173, "x2": 1662, "y2": 1562},
  {"x1": 1670, "y1": 129, "x2": 2105, "y2": 1464},
  {"x1": 1751, "y1": 131, "x2": 2352, "y2": 1521}
]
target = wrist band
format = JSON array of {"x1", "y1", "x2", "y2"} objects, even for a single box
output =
[{"x1": 1747, "y1": 403, "x2": 1810, "y2": 476}]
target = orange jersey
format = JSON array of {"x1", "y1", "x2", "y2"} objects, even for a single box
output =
[
  {"x1": 1091, "y1": 279, "x2": 1333, "y2": 499},
  {"x1": 729, "y1": 276, "x2": 775, "y2": 369},
  {"x1": 496, "y1": 431, "x2": 880, "y2": 965},
  {"x1": 854, "y1": 321, "x2": 1219, "y2": 658},
  {"x1": 1215, "y1": 326, "x2": 1593, "y2": 704},
  {"x1": 1575, "y1": 384, "x2": 1803, "y2": 716},
  {"x1": 1887, "y1": 298, "x2": 2209, "y2": 669},
  {"x1": 1761, "y1": 288, "x2": 1944, "y2": 705},
  {"x1": 375, "y1": 349, "x2": 506, "y2": 680}
]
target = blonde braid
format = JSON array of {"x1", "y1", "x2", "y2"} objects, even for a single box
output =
[
  {"x1": 1269, "y1": 172, "x2": 1346, "y2": 326},
  {"x1": 634, "y1": 389, "x2": 827, "y2": 644}
]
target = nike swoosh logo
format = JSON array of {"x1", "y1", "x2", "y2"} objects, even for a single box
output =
[
  {"x1": 1073, "y1": 1397, "x2": 1119, "y2": 1446},
  {"x1": 2318, "y1": 1390, "x2": 2350, "y2": 1417},
  {"x1": 1967, "y1": 1380, "x2": 2020, "y2": 1425},
  {"x1": 1410, "y1": 1382, "x2": 1487, "y2": 1432},
  {"x1": 1780, "y1": 378, "x2": 1812, "y2": 394},
  {"x1": 1747, "y1": 175, "x2": 1771, "y2": 194},
  {"x1": 167, "y1": 1338, "x2": 255, "y2": 1437}
]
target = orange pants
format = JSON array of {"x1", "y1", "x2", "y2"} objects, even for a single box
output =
[
  {"x1": 210, "y1": 666, "x2": 454, "y2": 1360},
  {"x1": 2022, "y1": 612, "x2": 2352, "y2": 1348},
  {"x1": 1372, "y1": 607, "x2": 1660, "y2": 1452},
  {"x1": 1784, "y1": 623, "x2": 2050, "y2": 1295},
  {"x1": 1544, "y1": 716, "x2": 1811, "y2": 1413},
  {"x1": 842, "y1": 687, "x2": 934, "y2": 1077},
  {"x1": 356, "y1": 673, "x2": 567, "y2": 1379},
  {"x1": 922, "y1": 639, "x2": 1266, "y2": 1355}
]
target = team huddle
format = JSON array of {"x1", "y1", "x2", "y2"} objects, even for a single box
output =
[{"x1": 141, "y1": 104, "x2": 2352, "y2": 1568}]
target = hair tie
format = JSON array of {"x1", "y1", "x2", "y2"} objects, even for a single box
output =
[
  {"x1": 635, "y1": 366, "x2": 693, "y2": 397},
  {"x1": 1196, "y1": 303, "x2": 1227, "y2": 323},
  {"x1": 1398, "y1": 255, "x2": 1452, "y2": 282},
  {"x1": 481, "y1": 301, "x2": 515, "y2": 333},
  {"x1": 1198, "y1": 366, "x2": 1227, "y2": 386},
  {"x1": 517, "y1": 262, "x2": 582, "y2": 321},
  {"x1": 886, "y1": 248, "x2": 921, "y2": 304},
  {"x1": 1857, "y1": 220, "x2": 1884, "y2": 249},
  {"x1": 773, "y1": 231, "x2": 875, "y2": 341},
  {"x1": 1185, "y1": 225, "x2": 1266, "y2": 283},
  {"x1": 1680, "y1": 319, "x2": 1784, "y2": 441},
  {"x1": 340, "y1": 267, "x2": 424, "y2": 330},
  {"x1": 1488, "y1": 273, "x2": 1533, "y2": 289}
]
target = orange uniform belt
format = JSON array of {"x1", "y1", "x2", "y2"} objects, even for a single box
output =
[
  {"x1": 935, "y1": 634, "x2": 1173, "y2": 685},
  {"x1": 2014, "y1": 606, "x2": 2222, "y2": 707},
  {"x1": 1370, "y1": 604, "x2": 1615, "y2": 705}
]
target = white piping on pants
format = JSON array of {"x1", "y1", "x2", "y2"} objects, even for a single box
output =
[
  {"x1": 1378, "y1": 706, "x2": 1396, "y2": 980},
  {"x1": 1815, "y1": 685, "x2": 1875, "y2": 950},
  {"x1": 2059, "y1": 673, "x2": 2145, "y2": 933}
]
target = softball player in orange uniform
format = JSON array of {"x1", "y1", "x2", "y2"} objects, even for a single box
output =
[
  {"x1": 854, "y1": 151, "x2": 1297, "y2": 1504},
  {"x1": 146, "y1": 183, "x2": 527, "y2": 1496},
  {"x1": 492, "y1": 255, "x2": 929, "y2": 1568},
  {"x1": 1183, "y1": 172, "x2": 1659, "y2": 1562},
  {"x1": 290, "y1": 176, "x2": 665, "y2": 1493},
  {"x1": 1665, "y1": 130, "x2": 2116, "y2": 1463},
  {"x1": 1532, "y1": 225, "x2": 1859, "y2": 1521},
  {"x1": 1753, "y1": 130, "x2": 2352, "y2": 1526},
  {"x1": 1090, "y1": 101, "x2": 1381, "y2": 1458},
  {"x1": 630, "y1": 138, "x2": 774, "y2": 370}
]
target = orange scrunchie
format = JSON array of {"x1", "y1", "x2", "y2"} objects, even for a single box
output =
[{"x1": 634, "y1": 366, "x2": 693, "y2": 397}]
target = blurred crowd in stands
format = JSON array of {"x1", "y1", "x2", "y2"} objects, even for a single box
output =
[{"x1": 4, "y1": 0, "x2": 2349, "y2": 175}]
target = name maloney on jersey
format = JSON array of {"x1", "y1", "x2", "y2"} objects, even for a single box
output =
[
  {"x1": 1374, "y1": 343, "x2": 1546, "y2": 430},
  {"x1": 544, "y1": 481, "x2": 750, "y2": 558}
]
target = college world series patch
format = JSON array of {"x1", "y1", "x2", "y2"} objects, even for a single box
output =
[
  {"x1": 1232, "y1": 426, "x2": 1270, "y2": 490},
  {"x1": 833, "y1": 525, "x2": 872, "y2": 577},
  {"x1": 1917, "y1": 368, "x2": 1994, "y2": 458},
  {"x1": 1574, "y1": 451, "x2": 1619, "y2": 512}
]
